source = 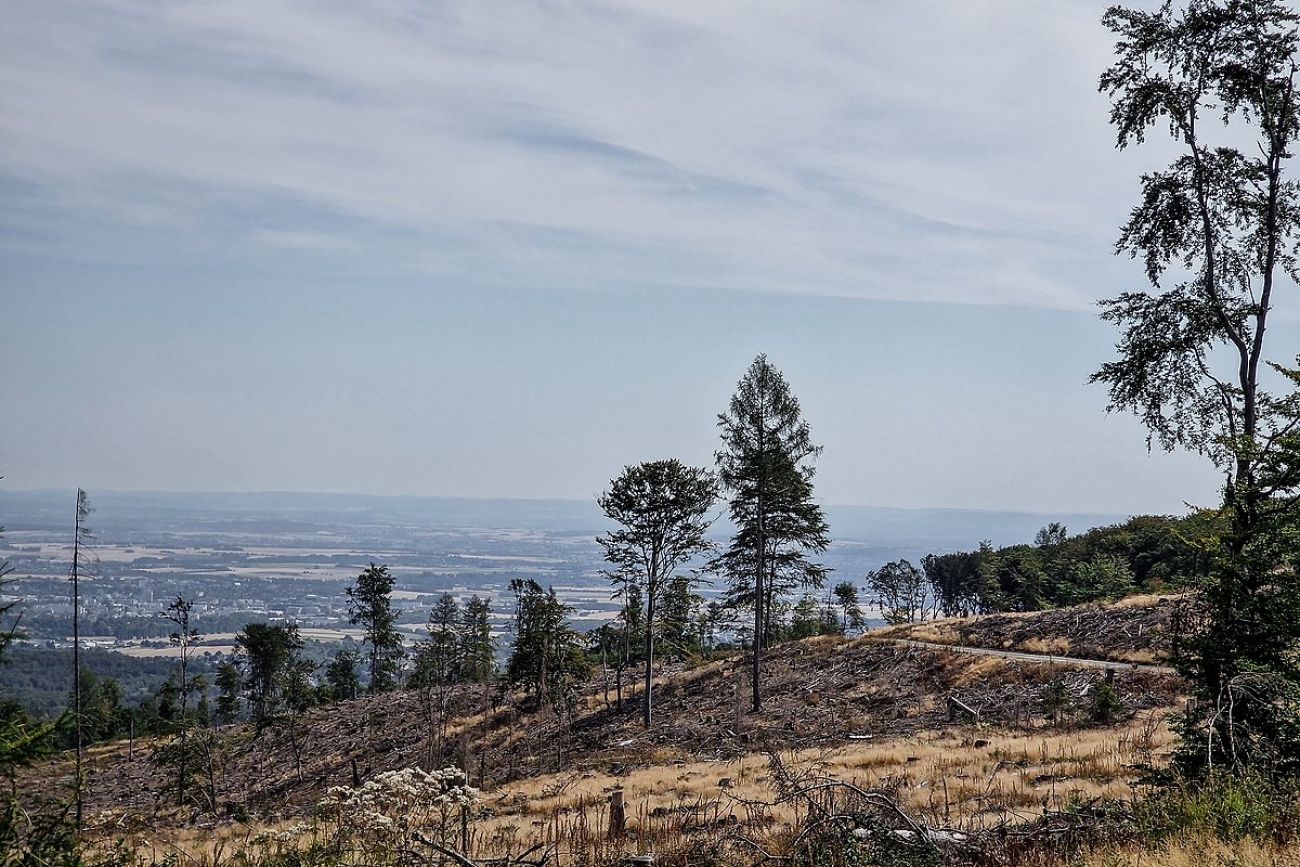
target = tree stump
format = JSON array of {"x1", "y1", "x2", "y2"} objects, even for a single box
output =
[{"x1": 609, "y1": 788, "x2": 626, "y2": 839}]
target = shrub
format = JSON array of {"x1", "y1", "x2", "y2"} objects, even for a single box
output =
[
  {"x1": 1090, "y1": 681, "x2": 1126, "y2": 724},
  {"x1": 1135, "y1": 774, "x2": 1300, "y2": 842}
]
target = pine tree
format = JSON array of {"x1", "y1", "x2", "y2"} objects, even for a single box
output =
[
  {"x1": 459, "y1": 596, "x2": 496, "y2": 684},
  {"x1": 347, "y1": 563, "x2": 404, "y2": 694},
  {"x1": 162, "y1": 595, "x2": 202, "y2": 805},
  {"x1": 281, "y1": 653, "x2": 317, "y2": 781},
  {"x1": 504, "y1": 580, "x2": 587, "y2": 713},
  {"x1": 657, "y1": 575, "x2": 702, "y2": 661},
  {"x1": 413, "y1": 594, "x2": 463, "y2": 688},
  {"x1": 68, "y1": 488, "x2": 94, "y2": 830},
  {"x1": 711, "y1": 355, "x2": 830, "y2": 712},
  {"x1": 789, "y1": 594, "x2": 822, "y2": 640},
  {"x1": 323, "y1": 649, "x2": 361, "y2": 702},
  {"x1": 215, "y1": 660, "x2": 243, "y2": 724}
]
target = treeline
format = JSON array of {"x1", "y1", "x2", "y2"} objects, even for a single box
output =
[
  {"x1": 911, "y1": 513, "x2": 1216, "y2": 618},
  {"x1": 0, "y1": 646, "x2": 208, "y2": 721}
]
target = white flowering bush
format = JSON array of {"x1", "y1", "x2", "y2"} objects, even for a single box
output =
[{"x1": 319, "y1": 767, "x2": 483, "y2": 853}]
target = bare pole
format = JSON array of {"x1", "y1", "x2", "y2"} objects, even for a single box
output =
[{"x1": 71, "y1": 488, "x2": 84, "y2": 833}]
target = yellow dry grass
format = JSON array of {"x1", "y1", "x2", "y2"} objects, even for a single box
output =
[
  {"x1": 1111, "y1": 593, "x2": 1185, "y2": 610},
  {"x1": 894, "y1": 623, "x2": 965, "y2": 645},
  {"x1": 1021, "y1": 637, "x2": 1073, "y2": 656},
  {"x1": 124, "y1": 712, "x2": 1173, "y2": 864},
  {"x1": 950, "y1": 655, "x2": 1008, "y2": 686}
]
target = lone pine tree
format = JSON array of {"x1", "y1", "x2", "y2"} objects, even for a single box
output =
[
  {"x1": 347, "y1": 563, "x2": 404, "y2": 694},
  {"x1": 710, "y1": 355, "x2": 830, "y2": 713}
]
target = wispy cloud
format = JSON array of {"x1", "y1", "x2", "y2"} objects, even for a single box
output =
[
  {"x1": 249, "y1": 229, "x2": 358, "y2": 252},
  {"x1": 0, "y1": 0, "x2": 1136, "y2": 308}
]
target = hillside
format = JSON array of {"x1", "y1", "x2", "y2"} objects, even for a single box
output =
[
  {"x1": 875, "y1": 595, "x2": 1180, "y2": 665},
  {"x1": 45, "y1": 597, "x2": 1186, "y2": 860}
]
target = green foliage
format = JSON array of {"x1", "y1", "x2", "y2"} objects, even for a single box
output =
[
  {"x1": 919, "y1": 550, "x2": 983, "y2": 617},
  {"x1": 321, "y1": 650, "x2": 360, "y2": 704},
  {"x1": 598, "y1": 458, "x2": 716, "y2": 726},
  {"x1": 234, "y1": 623, "x2": 307, "y2": 728},
  {"x1": 921, "y1": 514, "x2": 1215, "y2": 615},
  {"x1": 410, "y1": 593, "x2": 463, "y2": 691},
  {"x1": 409, "y1": 593, "x2": 497, "y2": 695},
  {"x1": 0, "y1": 647, "x2": 215, "y2": 721},
  {"x1": 832, "y1": 581, "x2": 865, "y2": 633},
  {"x1": 1134, "y1": 774, "x2": 1300, "y2": 843},
  {"x1": 214, "y1": 659, "x2": 243, "y2": 723},
  {"x1": 866, "y1": 559, "x2": 928, "y2": 624},
  {"x1": 504, "y1": 579, "x2": 588, "y2": 712},
  {"x1": 346, "y1": 563, "x2": 404, "y2": 694},
  {"x1": 711, "y1": 354, "x2": 830, "y2": 712},
  {"x1": 1090, "y1": 679, "x2": 1127, "y2": 724},
  {"x1": 1096, "y1": 0, "x2": 1300, "y2": 779},
  {"x1": 459, "y1": 596, "x2": 496, "y2": 684},
  {"x1": 0, "y1": 508, "x2": 89, "y2": 866},
  {"x1": 55, "y1": 669, "x2": 127, "y2": 747},
  {"x1": 788, "y1": 594, "x2": 823, "y2": 640},
  {"x1": 657, "y1": 575, "x2": 704, "y2": 659},
  {"x1": 1041, "y1": 678, "x2": 1073, "y2": 727},
  {"x1": 1063, "y1": 555, "x2": 1136, "y2": 606}
]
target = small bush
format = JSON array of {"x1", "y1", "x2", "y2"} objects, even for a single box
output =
[
  {"x1": 1090, "y1": 681, "x2": 1126, "y2": 724},
  {"x1": 1135, "y1": 774, "x2": 1300, "y2": 843}
]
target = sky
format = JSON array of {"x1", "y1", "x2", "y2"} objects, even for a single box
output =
[{"x1": 1, "y1": 0, "x2": 1292, "y2": 515}]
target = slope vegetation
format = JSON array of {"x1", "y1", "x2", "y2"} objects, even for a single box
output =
[{"x1": 62, "y1": 603, "x2": 1183, "y2": 833}]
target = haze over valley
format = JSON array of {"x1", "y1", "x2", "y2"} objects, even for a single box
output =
[{"x1": 0, "y1": 489, "x2": 1124, "y2": 652}]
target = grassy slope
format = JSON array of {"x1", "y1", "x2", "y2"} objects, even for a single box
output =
[{"x1": 52, "y1": 597, "x2": 1185, "y2": 848}]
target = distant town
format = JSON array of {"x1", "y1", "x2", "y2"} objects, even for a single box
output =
[{"x1": 0, "y1": 489, "x2": 1119, "y2": 658}]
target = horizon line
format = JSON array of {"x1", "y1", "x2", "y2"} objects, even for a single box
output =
[{"x1": 0, "y1": 487, "x2": 1145, "y2": 519}]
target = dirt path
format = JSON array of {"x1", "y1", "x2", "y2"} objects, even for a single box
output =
[{"x1": 880, "y1": 638, "x2": 1178, "y2": 675}]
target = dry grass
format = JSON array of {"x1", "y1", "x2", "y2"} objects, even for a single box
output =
[
  {"x1": 1111, "y1": 593, "x2": 1184, "y2": 610},
  {"x1": 1021, "y1": 638, "x2": 1073, "y2": 656},
  {"x1": 482, "y1": 713, "x2": 1175, "y2": 835},
  {"x1": 116, "y1": 711, "x2": 1176, "y2": 865},
  {"x1": 875, "y1": 595, "x2": 1178, "y2": 665}
]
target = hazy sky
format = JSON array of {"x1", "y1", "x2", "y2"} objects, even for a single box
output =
[{"x1": 2, "y1": 1, "x2": 1292, "y2": 514}]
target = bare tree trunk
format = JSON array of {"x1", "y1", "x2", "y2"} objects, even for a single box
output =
[
  {"x1": 752, "y1": 522, "x2": 764, "y2": 714},
  {"x1": 71, "y1": 494, "x2": 82, "y2": 833},
  {"x1": 643, "y1": 596, "x2": 655, "y2": 727}
]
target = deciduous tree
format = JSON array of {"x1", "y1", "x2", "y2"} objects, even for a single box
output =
[
  {"x1": 1097, "y1": 0, "x2": 1300, "y2": 775},
  {"x1": 832, "y1": 581, "x2": 865, "y2": 633},
  {"x1": 866, "y1": 559, "x2": 928, "y2": 625},
  {"x1": 597, "y1": 459, "x2": 716, "y2": 726}
]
